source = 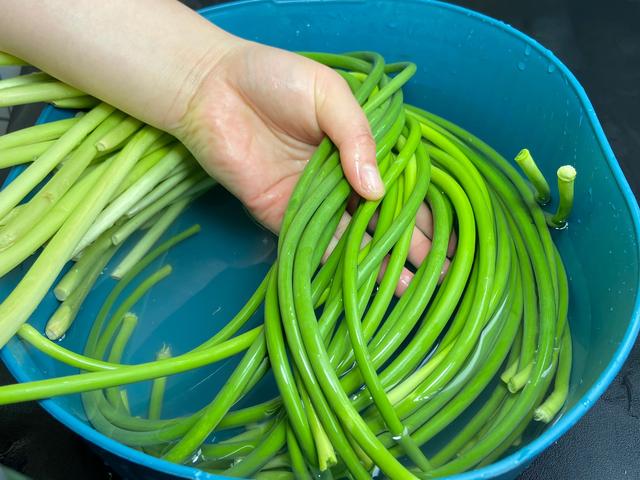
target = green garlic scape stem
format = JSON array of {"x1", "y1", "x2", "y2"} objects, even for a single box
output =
[
  {"x1": 148, "y1": 344, "x2": 172, "y2": 420},
  {"x1": 0, "y1": 125, "x2": 161, "y2": 347},
  {"x1": 534, "y1": 326, "x2": 572, "y2": 422},
  {"x1": 547, "y1": 165, "x2": 577, "y2": 228},
  {"x1": 514, "y1": 148, "x2": 551, "y2": 204},
  {"x1": 45, "y1": 243, "x2": 119, "y2": 340},
  {"x1": 94, "y1": 265, "x2": 173, "y2": 359},
  {"x1": 111, "y1": 196, "x2": 191, "y2": 279},
  {"x1": 0, "y1": 72, "x2": 52, "y2": 91},
  {"x1": 0, "y1": 140, "x2": 57, "y2": 169},
  {"x1": 125, "y1": 167, "x2": 194, "y2": 217},
  {"x1": 0, "y1": 102, "x2": 114, "y2": 221},
  {"x1": 52, "y1": 96, "x2": 99, "y2": 109},
  {"x1": 54, "y1": 225, "x2": 117, "y2": 301},
  {"x1": 0, "y1": 116, "x2": 79, "y2": 150},
  {"x1": 0, "y1": 50, "x2": 579, "y2": 478},
  {"x1": 0, "y1": 110, "x2": 126, "y2": 250},
  {"x1": 110, "y1": 172, "x2": 209, "y2": 246},
  {"x1": 96, "y1": 116, "x2": 144, "y2": 152},
  {"x1": 0, "y1": 328, "x2": 260, "y2": 405},
  {"x1": 0, "y1": 160, "x2": 111, "y2": 277},
  {"x1": 0, "y1": 52, "x2": 26, "y2": 65},
  {"x1": 0, "y1": 81, "x2": 84, "y2": 107},
  {"x1": 104, "y1": 312, "x2": 138, "y2": 410},
  {"x1": 74, "y1": 144, "x2": 191, "y2": 254}
]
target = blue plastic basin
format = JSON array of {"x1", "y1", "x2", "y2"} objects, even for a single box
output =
[{"x1": 2, "y1": 1, "x2": 639, "y2": 479}]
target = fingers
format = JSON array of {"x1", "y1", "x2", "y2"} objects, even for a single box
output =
[
  {"x1": 313, "y1": 67, "x2": 384, "y2": 200},
  {"x1": 323, "y1": 211, "x2": 415, "y2": 297},
  {"x1": 376, "y1": 256, "x2": 415, "y2": 297},
  {"x1": 415, "y1": 202, "x2": 434, "y2": 238},
  {"x1": 322, "y1": 195, "x2": 456, "y2": 299},
  {"x1": 322, "y1": 212, "x2": 351, "y2": 263},
  {"x1": 364, "y1": 206, "x2": 452, "y2": 286},
  {"x1": 447, "y1": 228, "x2": 458, "y2": 258},
  {"x1": 414, "y1": 202, "x2": 457, "y2": 257},
  {"x1": 362, "y1": 203, "x2": 435, "y2": 270}
]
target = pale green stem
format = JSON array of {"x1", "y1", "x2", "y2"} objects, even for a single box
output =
[
  {"x1": 299, "y1": 377, "x2": 336, "y2": 471},
  {"x1": 52, "y1": 96, "x2": 99, "y2": 109},
  {"x1": 0, "y1": 117, "x2": 79, "y2": 150},
  {"x1": 0, "y1": 110, "x2": 125, "y2": 250},
  {"x1": 54, "y1": 225, "x2": 117, "y2": 301},
  {"x1": 0, "y1": 103, "x2": 114, "y2": 220},
  {"x1": 534, "y1": 326, "x2": 572, "y2": 422},
  {"x1": 514, "y1": 148, "x2": 551, "y2": 204},
  {"x1": 0, "y1": 140, "x2": 56, "y2": 169},
  {"x1": 546, "y1": 165, "x2": 577, "y2": 228},
  {"x1": 73, "y1": 144, "x2": 190, "y2": 256},
  {"x1": 148, "y1": 344, "x2": 172, "y2": 420},
  {"x1": 111, "y1": 198, "x2": 190, "y2": 279},
  {"x1": 0, "y1": 125, "x2": 162, "y2": 348},
  {"x1": 125, "y1": 166, "x2": 194, "y2": 217},
  {"x1": 112, "y1": 173, "x2": 210, "y2": 246},
  {"x1": 0, "y1": 52, "x2": 26, "y2": 65},
  {"x1": 500, "y1": 360, "x2": 520, "y2": 385},
  {"x1": 105, "y1": 313, "x2": 138, "y2": 410},
  {"x1": 96, "y1": 117, "x2": 143, "y2": 152},
  {"x1": 508, "y1": 362, "x2": 533, "y2": 393},
  {"x1": 0, "y1": 161, "x2": 110, "y2": 277},
  {"x1": 46, "y1": 243, "x2": 119, "y2": 340},
  {"x1": 111, "y1": 145, "x2": 174, "y2": 197},
  {"x1": 0, "y1": 205, "x2": 23, "y2": 227},
  {"x1": 387, "y1": 342, "x2": 454, "y2": 405},
  {"x1": 0, "y1": 81, "x2": 85, "y2": 107},
  {"x1": 0, "y1": 72, "x2": 52, "y2": 91}
]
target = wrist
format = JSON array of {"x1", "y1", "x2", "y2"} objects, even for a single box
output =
[{"x1": 162, "y1": 27, "x2": 245, "y2": 136}]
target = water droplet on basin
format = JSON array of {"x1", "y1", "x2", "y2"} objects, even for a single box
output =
[
  {"x1": 524, "y1": 45, "x2": 532, "y2": 56},
  {"x1": 547, "y1": 64, "x2": 557, "y2": 73},
  {"x1": 517, "y1": 61, "x2": 526, "y2": 71}
]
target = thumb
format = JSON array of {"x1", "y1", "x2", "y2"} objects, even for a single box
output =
[{"x1": 314, "y1": 67, "x2": 384, "y2": 200}]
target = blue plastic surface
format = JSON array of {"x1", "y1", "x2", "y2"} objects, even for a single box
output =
[{"x1": 1, "y1": 1, "x2": 639, "y2": 479}]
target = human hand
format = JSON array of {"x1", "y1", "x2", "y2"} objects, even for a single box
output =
[
  {"x1": 173, "y1": 39, "x2": 455, "y2": 292},
  {"x1": 174, "y1": 39, "x2": 385, "y2": 232},
  {"x1": 0, "y1": 0, "x2": 454, "y2": 291}
]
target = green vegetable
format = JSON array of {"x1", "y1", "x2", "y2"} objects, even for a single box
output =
[
  {"x1": 0, "y1": 116, "x2": 79, "y2": 150},
  {"x1": 52, "y1": 95, "x2": 100, "y2": 109},
  {"x1": 0, "y1": 52, "x2": 26, "y2": 65},
  {"x1": 0, "y1": 50, "x2": 577, "y2": 479},
  {"x1": 0, "y1": 140, "x2": 57, "y2": 169},
  {"x1": 0, "y1": 81, "x2": 84, "y2": 107}
]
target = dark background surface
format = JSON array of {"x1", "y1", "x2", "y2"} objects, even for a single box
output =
[{"x1": 1, "y1": 0, "x2": 639, "y2": 478}]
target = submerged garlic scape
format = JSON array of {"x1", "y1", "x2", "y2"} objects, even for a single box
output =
[{"x1": 0, "y1": 50, "x2": 577, "y2": 479}]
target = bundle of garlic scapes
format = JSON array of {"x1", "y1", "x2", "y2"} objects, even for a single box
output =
[{"x1": 0, "y1": 50, "x2": 575, "y2": 479}]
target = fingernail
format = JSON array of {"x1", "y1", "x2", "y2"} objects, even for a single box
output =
[{"x1": 360, "y1": 163, "x2": 384, "y2": 196}]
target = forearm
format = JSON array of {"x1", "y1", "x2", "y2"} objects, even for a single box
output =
[{"x1": 0, "y1": 0, "x2": 238, "y2": 132}]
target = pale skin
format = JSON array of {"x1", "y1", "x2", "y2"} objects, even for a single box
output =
[{"x1": 0, "y1": 0, "x2": 455, "y2": 293}]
